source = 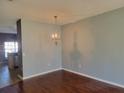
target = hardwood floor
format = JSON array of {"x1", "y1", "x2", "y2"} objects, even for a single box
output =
[
  {"x1": 0, "y1": 64, "x2": 20, "y2": 88},
  {"x1": 0, "y1": 70, "x2": 124, "y2": 93}
]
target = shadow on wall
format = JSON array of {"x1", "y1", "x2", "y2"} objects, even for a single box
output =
[{"x1": 70, "y1": 31, "x2": 83, "y2": 71}]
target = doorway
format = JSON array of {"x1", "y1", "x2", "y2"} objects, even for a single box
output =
[{"x1": 0, "y1": 19, "x2": 23, "y2": 88}]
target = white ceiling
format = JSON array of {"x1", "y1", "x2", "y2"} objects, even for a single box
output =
[{"x1": 0, "y1": 0, "x2": 124, "y2": 27}]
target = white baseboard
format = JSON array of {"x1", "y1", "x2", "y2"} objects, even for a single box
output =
[
  {"x1": 62, "y1": 68, "x2": 124, "y2": 88},
  {"x1": 23, "y1": 68, "x2": 62, "y2": 80},
  {"x1": 17, "y1": 74, "x2": 23, "y2": 80},
  {"x1": 22, "y1": 67, "x2": 124, "y2": 88}
]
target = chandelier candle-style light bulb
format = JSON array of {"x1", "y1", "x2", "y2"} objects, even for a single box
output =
[
  {"x1": 54, "y1": 33, "x2": 58, "y2": 39},
  {"x1": 51, "y1": 33, "x2": 60, "y2": 40},
  {"x1": 52, "y1": 34, "x2": 55, "y2": 39}
]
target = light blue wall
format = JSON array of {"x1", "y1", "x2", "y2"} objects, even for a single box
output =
[
  {"x1": 21, "y1": 20, "x2": 62, "y2": 78},
  {"x1": 62, "y1": 7, "x2": 124, "y2": 85}
]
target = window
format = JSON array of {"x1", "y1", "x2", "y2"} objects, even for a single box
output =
[{"x1": 4, "y1": 42, "x2": 18, "y2": 58}]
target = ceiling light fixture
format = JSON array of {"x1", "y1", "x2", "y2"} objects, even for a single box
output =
[{"x1": 51, "y1": 16, "x2": 60, "y2": 45}]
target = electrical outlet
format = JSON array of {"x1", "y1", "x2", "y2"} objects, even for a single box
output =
[
  {"x1": 48, "y1": 64, "x2": 51, "y2": 66},
  {"x1": 78, "y1": 64, "x2": 82, "y2": 68},
  {"x1": 23, "y1": 53, "x2": 26, "y2": 56}
]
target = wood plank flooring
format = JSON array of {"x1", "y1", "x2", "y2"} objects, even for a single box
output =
[
  {"x1": 0, "y1": 70, "x2": 124, "y2": 93},
  {"x1": 0, "y1": 64, "x2": 20, "y2": 88}
]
